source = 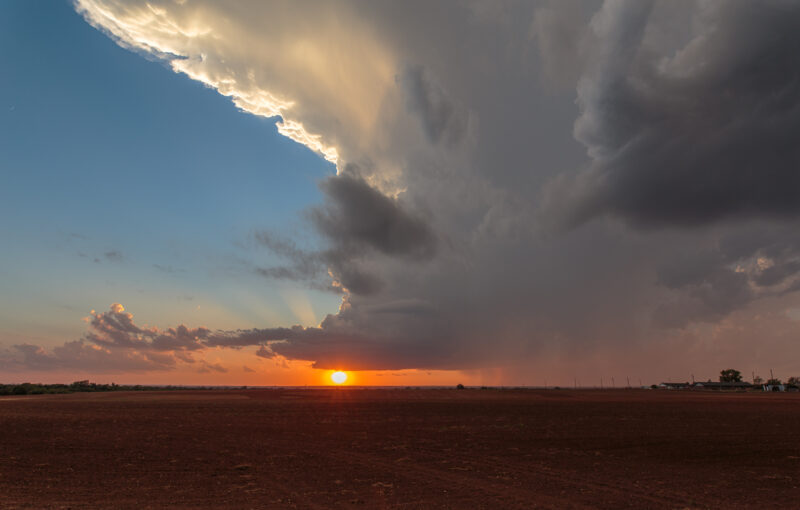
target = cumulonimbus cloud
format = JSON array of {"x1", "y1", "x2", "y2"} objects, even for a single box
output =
[{"x1": 54, "y1": 0, "x2": 800, "y2": 381}]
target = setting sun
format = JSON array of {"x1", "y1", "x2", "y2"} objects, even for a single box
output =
[{"x1": 331, "y1": 371, "x2": 348, "y2": 384}]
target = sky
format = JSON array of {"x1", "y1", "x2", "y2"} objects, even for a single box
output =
[{"x1": 2, "y1": 0, "x2": 800, "y2": 386}]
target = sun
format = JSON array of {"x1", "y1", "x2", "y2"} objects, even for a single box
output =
[{"x1": 331, "y1": 371, "x2": 348, "y2": 385}]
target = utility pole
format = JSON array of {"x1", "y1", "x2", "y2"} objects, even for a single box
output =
[
  {"x1": 600, "y1": 377, "x2": 604, "y2": 390},
  {"x1": 626, "y1": 376, "x2": 631, "y2": 388},
  {"x1": 691, "y1": 373, "x2": 695, "y2": 384}
]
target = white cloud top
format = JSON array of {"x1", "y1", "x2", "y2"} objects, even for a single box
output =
[{"x1": 75, "y1": 0, "x2": 405, "y2": 167}]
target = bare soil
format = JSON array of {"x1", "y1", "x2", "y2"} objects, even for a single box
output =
[{"x1": 1, "y1": 388, "x2": 798, "y2": 509}]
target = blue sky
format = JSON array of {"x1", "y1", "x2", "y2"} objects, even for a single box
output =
[{"x1": 0, "y1": 1, "x2": 339, "y2": 346}]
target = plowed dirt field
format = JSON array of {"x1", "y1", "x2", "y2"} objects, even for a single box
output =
[{"x1": 1, "y1": 389, "x2": 798, "y2": 508}]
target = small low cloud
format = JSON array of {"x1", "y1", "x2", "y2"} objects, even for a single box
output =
[
  {"x1": 86, "y1": 303, "x2": 209, "y2": 352},
  {"x1": 79, "y1": 249, "x2": 125, "y2": 264},
  {"x1": 252, "y1": 232, "x2": 335, "y2": 291},
  {"x1": 104, "y1": 250, "x2": 124, "y2": 262},
  {"x1": 0, "y1": 304, "x2": 211, "y2": 373},
  {"x1": 197, "y1": 361, "x2": 227, "y2": 374},
  {"x1": 254, "y1": 345, "x2": 276, "y2": 359}
]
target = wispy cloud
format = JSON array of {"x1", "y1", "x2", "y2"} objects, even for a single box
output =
[
  {"x1": 153, "y1": 264, "x2": 185, "y2": 274},
  {"x1": 103, "y1": 250, "x2": 124, "y2": 262}
]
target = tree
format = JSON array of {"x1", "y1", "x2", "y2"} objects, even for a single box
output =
[
  {"x1": 787, "y1": 376, "x2": 800, "y2": 387},
  {"x1": 766, "y1": 378, "x2": 782, "y2": 386},
  {"x1": 719, "y1": 369, "x2": 742, "y2": 383},
  {"x1": 753, "y1": 375, "x2": 764, "y2": 385}
]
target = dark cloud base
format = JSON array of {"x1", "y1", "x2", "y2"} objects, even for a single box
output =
[{"x1": 566, "y1": 1, "x2": 800, "y2": 228}]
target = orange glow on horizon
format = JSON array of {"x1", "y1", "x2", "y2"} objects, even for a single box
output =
[{"x1": 11, "y1": 345, "x2": 468, "y2": 387}]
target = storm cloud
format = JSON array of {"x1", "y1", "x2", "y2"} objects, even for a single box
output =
[
  {"x1": 561, "y1": 0, "x2": 800, "y2": 227},
  {"x1": 313, "y1": 172, "x2": 437, "y2": 260},
  {"x1": 64, "y1": 0, "x2": 800, "y2": 381},
  {"x1": 255, "y1": 170, "x2": 437, "y2": 295}
]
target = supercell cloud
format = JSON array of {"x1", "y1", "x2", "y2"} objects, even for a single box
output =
[{"x1": 30, "y1": 0, "x2": 800, "y2": 379}]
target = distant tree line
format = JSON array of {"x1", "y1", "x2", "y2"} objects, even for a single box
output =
[
  {"x1": 720, "y1": 369, "x2": 799, "y2": 388},
  {"x1": 0, "y1": 380, "x2": 208, "y2": 396}
]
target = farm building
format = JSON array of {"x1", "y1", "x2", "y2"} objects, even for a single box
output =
[
  {"x1": 692, "y1": 381, "x2": 753, "y2": 391},
  {"x1": 658, "y1": 382, "x2": 691, "y2": 390}
]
